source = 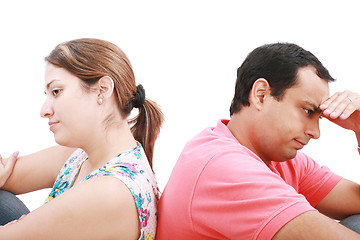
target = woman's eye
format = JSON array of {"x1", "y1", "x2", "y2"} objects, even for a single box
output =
[{"x1": 52, "y1": 89, "x2": 62, "y2": 96}]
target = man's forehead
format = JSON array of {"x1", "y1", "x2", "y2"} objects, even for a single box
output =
[
  {"x1": 293, "y1": 67, "x2": 330, "y2": 98},
  {"x1": 282, "y1": 78, "x2": 329, "y2": 110}
]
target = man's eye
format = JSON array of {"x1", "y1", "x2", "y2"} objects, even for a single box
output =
[{"x1": 304, "y1": 109, "x2": 314, "y2": 116}]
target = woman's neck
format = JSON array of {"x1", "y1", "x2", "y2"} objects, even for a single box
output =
[{"x1": 80, "y1": 121, "x2": 137, "y2": 173}]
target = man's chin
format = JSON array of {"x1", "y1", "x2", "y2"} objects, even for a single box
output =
[
  {"x1": 287, "y1": 150, "x2": 298, "y2": 160},
  {"x1": 279, "y1": 149, "x2": 298, "y2": 162}
]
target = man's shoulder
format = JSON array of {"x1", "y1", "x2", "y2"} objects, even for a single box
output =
[
  {"x1": 182, "y1": 123, "x2": 245, "y2": 158},
  {"x1": 178, "y1": 124, "x2": 263, "y2": 171}
]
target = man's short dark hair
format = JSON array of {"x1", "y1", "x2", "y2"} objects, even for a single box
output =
[{"x1": 229, "y1": 43, "x2": 335, "y2": 115}]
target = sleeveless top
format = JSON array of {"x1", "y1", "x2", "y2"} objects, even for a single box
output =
[{"x1": 44, "y1": 144, "x2": 159, "y2": 240}]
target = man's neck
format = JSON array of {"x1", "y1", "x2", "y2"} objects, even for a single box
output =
[{"x1": 227, "y1": 109, "x2": 270, "y2": 166}]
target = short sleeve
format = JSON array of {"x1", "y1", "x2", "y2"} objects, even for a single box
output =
[
  {"x1": 295, "y1": 152, "x2": 342, "y2": 206},
  {"x1": 191, "y1": 148, "x2": 316, "y2": 240}
]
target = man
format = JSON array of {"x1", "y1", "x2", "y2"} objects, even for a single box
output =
[{"x1": 157, "y1": 43, "x2": 360, "y2": 239}]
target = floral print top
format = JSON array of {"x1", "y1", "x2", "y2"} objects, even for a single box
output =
[{"x1": 44, "y1": 144, "x2": 159, "y2": 240}]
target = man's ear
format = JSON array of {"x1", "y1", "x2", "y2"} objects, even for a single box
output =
[
  {"x1": 249, "y1": 78, "x2": 271, "y2": 110},
  {"x1": 97, "y1": 76, "x2": 115, "y2": 99}
]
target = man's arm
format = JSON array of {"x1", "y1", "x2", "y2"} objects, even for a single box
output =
[
  {"x1": 315, "y1": 178, "x2": 360, "y2": 220},
  {"x1": 316, "y1": 90, "x2": 360, "y2": 219},
  {"x1": 273, "y1": 211, "x2": 360, "y2": 239},
  {"x1": 273, "y1": 179, "x2": 360, "y2": 239}
]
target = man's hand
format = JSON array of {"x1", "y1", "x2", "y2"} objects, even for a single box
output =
[
  {"x1": 320, "y1": 90, "x2": 360, "y2": 132},
  {"x1": 0, "y1": 152, "x2": 19, "y2": 188}
]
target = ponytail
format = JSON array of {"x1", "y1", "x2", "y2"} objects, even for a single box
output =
[{"x1": 129, "y1": 98, "x2": 164, "y2": 169}]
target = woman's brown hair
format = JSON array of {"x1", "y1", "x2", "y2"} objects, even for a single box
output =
[{"x1": 45, "y1": 38, "x2": 164, "y2": 169}]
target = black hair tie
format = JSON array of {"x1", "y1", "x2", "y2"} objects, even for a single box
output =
[{"x1": 132, "y1": 84, "x2": 146, "y2": 109}]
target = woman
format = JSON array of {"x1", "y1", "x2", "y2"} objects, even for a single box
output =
[{"x1": 0, "y1": 38, "x2": 164, "y2": 239}]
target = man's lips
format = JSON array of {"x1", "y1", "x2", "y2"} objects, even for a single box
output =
[{"x1": 294, "y1": 139, "x2": 308, "y2": 149}]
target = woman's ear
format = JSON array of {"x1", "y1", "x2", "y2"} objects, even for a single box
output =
[
  {"x1": 97, "y1": 76, "x2": 115, "y2": 99},
  {"x1": 249, "y1": 78, "x2": 271, "y2": 110}
]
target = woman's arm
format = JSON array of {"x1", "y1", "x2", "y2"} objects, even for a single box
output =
[
  {"x1": 0, "y1": 152, "x2": 18, "y2": 188},
  {"x1": 1, "y1": 145, "x2": 75, "y2": 194},
  {"x1": 0, "y1": 176, "x2": 140, "y2": 240}
]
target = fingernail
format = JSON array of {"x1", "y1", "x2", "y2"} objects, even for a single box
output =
[
  {"x1": 340, "y1": 113, "x2": 348, "y2": 120},
  {"x1": 323, "y1": 109, "x2": 331, "y2": 115},
  {"x1": 13, "y1": 151, "x2": 19, "y2": 158}
]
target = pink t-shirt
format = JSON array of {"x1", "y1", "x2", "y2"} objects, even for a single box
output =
[{"x1": 157, "y1": 120, "x2": 341, "y2": 240}]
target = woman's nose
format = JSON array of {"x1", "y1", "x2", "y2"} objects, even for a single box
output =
[{"x1": 40, "y1": 98, "x2": 53, "y2": 118}]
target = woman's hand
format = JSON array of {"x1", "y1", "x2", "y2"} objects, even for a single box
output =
[
  {"x1": 320, "y1": 90, "x2": 360, "y2": 133},
  {"x1": 0, "y1": 152, "x2": 19, "y2": 188}
]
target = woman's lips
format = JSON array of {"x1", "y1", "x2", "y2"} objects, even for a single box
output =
[{"x1": 48, "y1": 121, "x2": 59, "y2": 131}]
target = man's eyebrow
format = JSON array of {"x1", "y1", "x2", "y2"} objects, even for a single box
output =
[{"x1": 305, "y1": 100, "x2": 323, "y2": 114}]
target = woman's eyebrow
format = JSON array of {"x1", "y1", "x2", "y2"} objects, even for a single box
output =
[{"x1": 45, "y1": 79, "x2": 60, "y2": 90}]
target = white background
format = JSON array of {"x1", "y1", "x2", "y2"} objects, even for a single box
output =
[{"x1": 1, "y1": 0, "x2": 360, "y2": 211}]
